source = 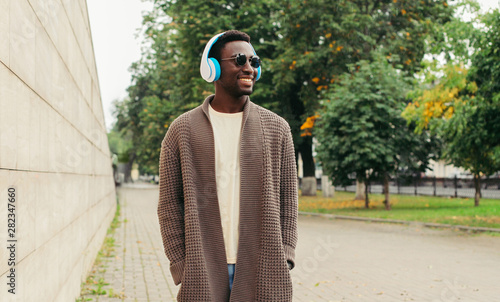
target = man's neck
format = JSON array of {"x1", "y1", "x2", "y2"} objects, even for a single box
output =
[{"x1": 210, "y1": 94, "x2": 248, "y2": 113}]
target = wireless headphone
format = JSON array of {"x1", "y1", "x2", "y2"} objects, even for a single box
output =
[{"x1": 200, "y1": 32, "x2": 262, "y2": 83}]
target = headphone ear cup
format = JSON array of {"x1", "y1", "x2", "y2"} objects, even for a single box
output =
[
  {"x1": 208, "y1": 58, "x2": 221, "y2": 82},
  {"x1": 248, "y1": 43, "x2": 262, "y2": 81},
  {"x1": 200, "y1": 32, "x2": 224, "y2": 82}
]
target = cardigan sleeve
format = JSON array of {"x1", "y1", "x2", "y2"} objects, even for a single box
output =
[
  {"x1": 158, "y1": 139, "x2": 186, "y2": 285},
  {"x1": 280, "y1": 124, "x2": 299, "y2": 269}
]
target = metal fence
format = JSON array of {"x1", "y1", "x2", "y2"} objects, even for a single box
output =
[{"x1": 330, "y1": 176, "x2": 500, "y2": 199}]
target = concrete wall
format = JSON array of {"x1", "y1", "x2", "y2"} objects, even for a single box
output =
[{"x1": 0, "y1": 0, "x2": 116, "y2": 300}]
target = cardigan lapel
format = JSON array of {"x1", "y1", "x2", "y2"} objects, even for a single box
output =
[
  {"x1": 232, "y1": 100, "x2": 264, "y2": 300},
  {"x1": 198, "y1": 95, "x2": 264, "y2": 300},
  {"x1": 190, "y1": 96, "x2": 231, "y2": 300}
]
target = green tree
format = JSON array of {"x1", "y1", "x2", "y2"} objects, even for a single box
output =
[
  {"x1": 402, "y1": 63, "x2": 477, "y2": 133},
  {"x1": 425, "y1": 0, "x2": 481, "y2": 64},
  {"x1": 468, "y1": 10, "x2": 500, "y2": 106},
  {"x1": 117, "y1": 0, "x2": 281, "y2": 173},
  {"x1": 403, "y1": 9, "x2": 500, "y2": 206},
  {"x1": 116, "y1": 0, "x2": 454, "y2": 178},
  {"x1": 402, "y1": 64, "x2": 499, "y2": 207},
  {"x1": 271, "y1": 0, "x2": 453, "y2": 184},
  {"x1": 315, "y1": 58, "x2": 410, "y2": 210},
  {"x1": 107, "y1": 126, "x2": 133, "y2": 182},
  {"x1": 449, "y1": 9, "x2": 500, "y2": 206},
  {"x1": 441, "y1": 100, "x2": 500, "y2": 206}
]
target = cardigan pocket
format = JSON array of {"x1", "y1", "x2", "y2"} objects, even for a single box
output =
[{"x1": 170, "y1": 259, "x2": 186, "y2": 285}]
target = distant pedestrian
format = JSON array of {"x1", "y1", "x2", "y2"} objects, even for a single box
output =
[{"x1": 157, "y1": 30, "x2": 298, "y2": 301}]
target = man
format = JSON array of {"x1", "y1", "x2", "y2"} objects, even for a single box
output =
[{"x1": 157, "y1": 30, "x2": 298, "y2": 301}]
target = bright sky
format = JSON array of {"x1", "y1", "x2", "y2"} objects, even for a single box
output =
[
  {"x1": 479, "y1": 0, "x2": 500, "y2": 11},
  {"x1": 87, "y1": 0, "x2": 499, "y2": 131},
  {"x1": 87, "y1": 0, "x2": 153, "y2": 130}
]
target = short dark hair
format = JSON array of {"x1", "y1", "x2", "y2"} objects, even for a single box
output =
[{"x1": 208, "y1": 30, "x2": 251, "y2": 62}]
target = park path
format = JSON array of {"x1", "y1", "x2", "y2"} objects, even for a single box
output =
[{"x1": 79, "y1": 183, "x2": 500, "y2": 301}]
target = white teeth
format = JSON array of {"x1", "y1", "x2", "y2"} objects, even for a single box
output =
[{"x1": 240, "y1": 78, "x2": 252, "y2": 82}]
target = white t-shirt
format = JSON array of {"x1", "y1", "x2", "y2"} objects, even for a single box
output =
[{"x1": 208, "y1": 104, "x2": 243, "y2": 264}]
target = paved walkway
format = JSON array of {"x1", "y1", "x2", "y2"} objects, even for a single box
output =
[{"x1": 79, "y1": 184, "x2": 500, "y2": 301}]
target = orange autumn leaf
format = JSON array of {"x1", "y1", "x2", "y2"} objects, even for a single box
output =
[{"x1": 300, "y1": 114, "x2": 320, "y2": 137}]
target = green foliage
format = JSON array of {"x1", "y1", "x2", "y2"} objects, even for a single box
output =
[
  {"x1": 402, "y1": 9, "x2": 500, "y2": 206},
  {"x1": 441, "y1": 98, "x2": 500, "y2": 178},
  {"x1": 395, "y1": 121, "x2": 442, "y2": 177},
  {"x1": 409, "y1": 10, "x2": 500, "y2": 178},
  {"x1": 402, "y1": 63, "x2": 478, "y2": 133},
  {"x1": 140, "y1": 0, "x2": 280, "y2": 108},
  {"x1": 115, "y1": 0, "x2": 455, "y2": 176},
  {"x1": 425, "y1": 0, "x2": 481, "y2": 64},
  {"x1": 107, "y1": 126, "x2": 133, "y2": 163},
  {"x1": 401, "y1": 0, "x2": 482, "y2": 133},
  {"x1": 315, "y1": 58, "x2": 411, "y2": 186},
  {"x1": 445, "y1": 10, "x2": 500, "y2": 177},
  {"x1": 115, "y1": 0, "x2": 281, "y2": 173},
  {"x1": 270, "y1": 0, "x2": 453, "y2": 176},
  {"x1": 468, "y1": 9, "x2": 500, "y2": 104}
]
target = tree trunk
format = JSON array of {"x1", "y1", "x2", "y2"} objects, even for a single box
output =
[
  {"x1": 364, "y1": 180, "x2": 370, "y2": 208},
  {"x1": 474, "y1": 173, "x2": 481, "y2": 207},
  {"x1": 298, "y1": 137, "x2": 316, "y2": 177},
  {"x1": 286, "y1": 81, "x2": 315, "y2": 180},
  {"x1": 298, "y1": 137, "x2": 317, "y2": 197},
  {"x1": 355, "y1": 179, "x2": 366, "y2": 200},
  {"x1": 123, "y1": 153, "x2": 136, "y2": 183},
  {"x1": 383, "y1": 173, "x2": 391, "y2": 210}
]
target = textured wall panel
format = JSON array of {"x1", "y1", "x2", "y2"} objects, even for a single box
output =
[{"x1": 0, "y1": 0, "x2": 116, "y2": 300}]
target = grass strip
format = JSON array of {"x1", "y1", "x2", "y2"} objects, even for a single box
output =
[
  {"x1": 76, "y1": 202, "x2": 122, "y2": 301},
  {"x1": 299, "y1": 191, "x2": 500, "y2": 229}
]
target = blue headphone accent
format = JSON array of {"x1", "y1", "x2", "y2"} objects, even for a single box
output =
[
  {"x1": 207, "y1": 57, "x2": 221, "y2": 82},
  {"x1": 200, "y1": 32, "x2": 262, "y2": 82},
  {"x1": 249, "y1": 43, "x2": 262, "y2": 81}
]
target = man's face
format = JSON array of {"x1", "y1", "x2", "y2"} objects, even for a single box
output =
[{"x1": 216, "y1": 41, "x2": 258, "y2": 98}]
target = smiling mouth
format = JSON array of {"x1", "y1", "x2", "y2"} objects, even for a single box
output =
[{"x1": 239, "y1": 78, "x2": 253, "y2": 83}]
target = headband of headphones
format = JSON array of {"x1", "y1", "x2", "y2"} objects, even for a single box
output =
[{"x1": 200, "y1": 31, "x2": 262, "y2": 83}]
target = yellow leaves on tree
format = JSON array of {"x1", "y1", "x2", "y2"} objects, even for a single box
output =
[
  {"x1": 402, "y1": 64, "x2": 476, "y2": 132},
  {"x1": 300, "y1": 114, "x2": 320, "y2": 137},
  {"x1": 312, "y1": 76, "x2": 334, "y2": 90}
]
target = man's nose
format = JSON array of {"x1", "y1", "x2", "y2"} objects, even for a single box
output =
[{"x1": 242, "y1": 59, "x2": 254, "y2": 73}]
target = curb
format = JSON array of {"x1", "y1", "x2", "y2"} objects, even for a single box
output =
[{"x1": 299, "y1": 211, "x2": 500, "y2": 234}]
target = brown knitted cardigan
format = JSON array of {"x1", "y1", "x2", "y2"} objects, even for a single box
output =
[{"x1": 158, "y1": 95, "x2": 298, "y2": 301}]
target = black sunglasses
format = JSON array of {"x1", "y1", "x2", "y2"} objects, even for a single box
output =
[{"x1": 220, "y1": 53, "x2": 261, "y2": 68}]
